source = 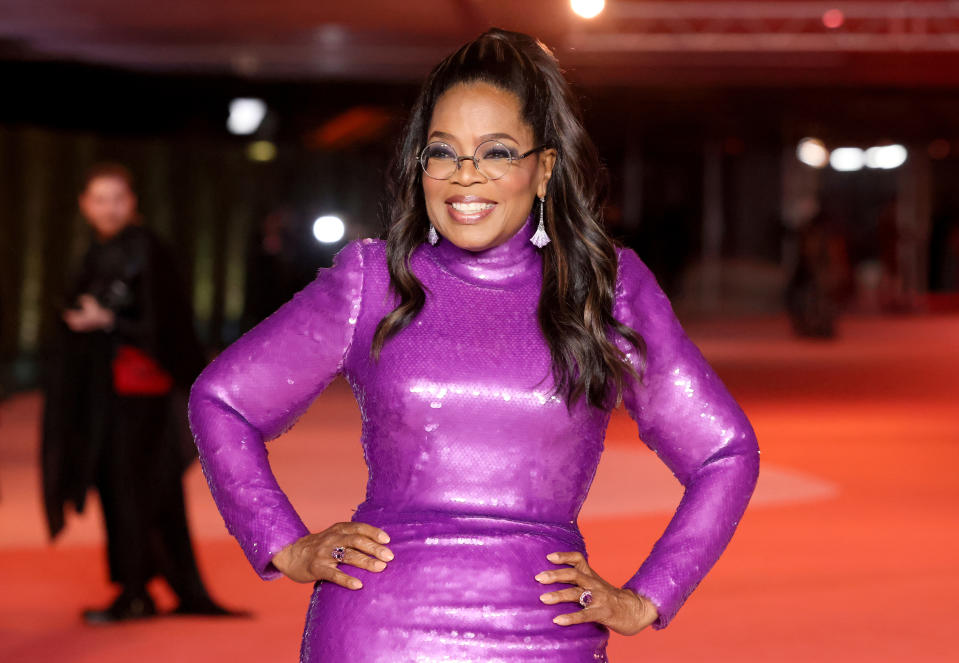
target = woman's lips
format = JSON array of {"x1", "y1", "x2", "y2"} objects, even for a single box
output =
[{"x1": 446, "y1": 197, "x2": 497, "y2": 224}]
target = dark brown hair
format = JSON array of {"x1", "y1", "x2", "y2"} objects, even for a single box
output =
[
  {"x1": 81, "y1": 162, "x2": 136, "y2": 194},
  {"x1": 373, "y1": 28, "x2": 645, "y2": 408}
]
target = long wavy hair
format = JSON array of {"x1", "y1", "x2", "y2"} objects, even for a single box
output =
[{"x1": 373, "y1": 28, "x2": 646, "y2": 409}]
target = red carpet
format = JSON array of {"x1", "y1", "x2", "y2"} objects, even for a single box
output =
[{"x1": 1, "y1": 314, "x2": 956, "y2": 661}]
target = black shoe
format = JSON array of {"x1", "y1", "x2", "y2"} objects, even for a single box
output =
[
  {"x1": 82, "y1": 592, "x2": 157, "y2": 625},
  {"x1": 172, "y1": 598, "x2": 249, "y2": 618}
]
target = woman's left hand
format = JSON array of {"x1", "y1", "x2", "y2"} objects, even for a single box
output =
[{"x1": 535, "y1": 551, "x2": 659, "y2": 636}]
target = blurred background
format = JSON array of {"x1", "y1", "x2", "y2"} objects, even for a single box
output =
[
  {"x1": 3, "y1": 0, "x2": 959, "y2": 387},
  {"x1": 1, "y1": 2, "x2": 957, "y2": 662}
]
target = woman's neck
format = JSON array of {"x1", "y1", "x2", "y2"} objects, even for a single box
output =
[{"x1": 428, "y1": 214, "x2": 541, "y2": 288}]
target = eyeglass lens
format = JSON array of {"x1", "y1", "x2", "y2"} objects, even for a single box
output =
[{"x1": 420, "y1": 141, "x2": 518, "y2": 180}]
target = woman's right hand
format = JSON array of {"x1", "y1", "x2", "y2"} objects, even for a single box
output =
[{"x1": 270, "y1": 522, "x2": 393, "y2": 589}]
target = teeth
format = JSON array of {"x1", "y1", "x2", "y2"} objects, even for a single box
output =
[{"x1": 451, "y1": 202, "x2": 494, "y2": 213}]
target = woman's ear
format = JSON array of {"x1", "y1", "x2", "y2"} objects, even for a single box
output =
[{"x1": 537, "y1": 149, "x2": 557, "y2": 198}]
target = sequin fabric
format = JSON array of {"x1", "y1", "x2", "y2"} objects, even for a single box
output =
[{"x1": 189, "y1": 216, "x2": 759, "y2": 662}]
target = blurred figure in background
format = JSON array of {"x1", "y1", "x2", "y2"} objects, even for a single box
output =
[
  {"x1": 41, "y1": 163, "x2": 231, "y2": 623},
  {"x1": 785, "y1": 204, "x2": 850, "y2": 338}
]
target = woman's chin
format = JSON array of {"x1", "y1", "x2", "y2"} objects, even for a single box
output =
[{"x1": 438, "y1": 224, "x2": 502, "y2": 252}]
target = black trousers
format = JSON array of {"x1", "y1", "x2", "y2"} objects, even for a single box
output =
[{"x1": 94, "y1": 395, "x2": 209, "y2": 603}]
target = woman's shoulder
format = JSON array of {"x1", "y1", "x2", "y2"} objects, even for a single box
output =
[
  {"x1": 613, "y1": 245, "x2": 675, "y2": 328},
  {"x1": 614, "y1": 245, "x2": 659, "y2": 294},
  {"x1": 331, "y1": 237, "x2": 387, "y2": 273}
]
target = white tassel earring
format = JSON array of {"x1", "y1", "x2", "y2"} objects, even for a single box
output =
[
  {"x1": 428, "y1": 224, "x2": 439, "y2": 246},
  {"x1": 530, "y1": 196, "x2": 550, "y2": 248}
]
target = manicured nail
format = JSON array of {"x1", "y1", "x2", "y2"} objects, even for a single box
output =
[
  {"x1": 382, "y1": 549, "x2": 394, "y2": 561},
  {"x1": 373, "y1": 560, "x2": 386, "y2": 571},
  {"x1": 539, "y1": 593, "x2": 551, "y2": 604},
  {"x1": 352, "y1": 580, "x2": 363, "y2": 589},
  {"x1": 534, "y1": 573, "x2": 548, "y2": 583},
  {"x1": 553, "y1": 616, "x2": 567, "y2": 625},
  {"x1": 546, "y1": 553, "x2": 559, "y2": 562},
  {"x1": 378, "y1": 533, "x2": 390, "y2": 543}
]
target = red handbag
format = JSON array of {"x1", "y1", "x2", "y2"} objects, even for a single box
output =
[{"x1": 112, "y1": 345, "x2": 174, "y2": 396}]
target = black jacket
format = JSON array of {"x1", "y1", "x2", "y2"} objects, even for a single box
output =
[{"x1": 41, "y1": 224, "x2": 206, "y2": 539}]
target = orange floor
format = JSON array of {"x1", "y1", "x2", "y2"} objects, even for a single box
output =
[{"x1": 1, "y1": 314, "x2": 956, "y2": 662}]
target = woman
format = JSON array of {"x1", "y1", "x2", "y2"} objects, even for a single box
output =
[{"x1": 190, "y1": 29, "x2": 759, "y2": 661}]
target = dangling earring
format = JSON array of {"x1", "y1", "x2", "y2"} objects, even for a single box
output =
[
  {"x1": 530, "y1": 195, "x2": 550, "y2": 248},
  {"x1": 428, "y1": 224, "x2": 439, "y2": 246}
]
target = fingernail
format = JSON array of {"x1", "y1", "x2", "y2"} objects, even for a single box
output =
[
  {"x1": 373, "y1": 560, "x2": 386, "y2": 571},
  {"x1": 553, "y1": 616, "x2": 566, "y2": 625},
  {"x1": 539, "y1": 594, "x2": 551, "y2": 604},
  {"x1": 379, "y1": 533, "x2": 390, "y2": 543},
  {"x1": 383, "y1": 550, "x2": 394, "y2": 561},
  {"x1": 534, "y1": 573, "x2": 548, "y2": 583},
  {"x1": 352, "y1": 580, "x2": 363, "y2": 589},
  {"x1": 546, "y1": 553, "x2": 559, "y2": 562}
]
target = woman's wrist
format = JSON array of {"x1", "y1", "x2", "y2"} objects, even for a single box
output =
[{"x1": 620, "y1": 588, "x2": 659, "y2": 632}]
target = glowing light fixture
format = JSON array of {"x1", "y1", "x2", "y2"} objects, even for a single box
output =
[
  {"x1": 228, "y1": 98, "x2": 267, "y2": 135},
  {"x1": 313, "y1": 215, "x2": 345, "y2": 244},
  {"x1": 571, "y1": 0, "x2": 605, "y2": 19},
  {"x1": 822, "y1": 9, "x2": 845, "y2": 29},
  {"x1": 247, "y1": 140, "x2": 277, "y2": 162},
  {"x1": 864, "y1": 144, "x2": 907, "y2": 170},
  {"x1": 830, "y1": 147, "x2": 865, "y2": 172},
  {"x1": 796, "y1": 137, "x2": 829, "y2": 169}
]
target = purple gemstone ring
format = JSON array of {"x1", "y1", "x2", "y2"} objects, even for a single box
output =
[
  {"x1": 578, "y1": 589, "x2": 593, "y2": 608},
  {"x1": 331, "y1": 546, "x2": 345, "y2": 562}
]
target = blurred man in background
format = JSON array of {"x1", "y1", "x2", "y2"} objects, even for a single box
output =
[{"x1": 41, "y1": 163, "x2": 230, "y2": 623}]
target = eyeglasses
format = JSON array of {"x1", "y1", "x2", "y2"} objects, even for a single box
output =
[{"x1": 418, "y1": 140, "x2": 550, "y2": 181}]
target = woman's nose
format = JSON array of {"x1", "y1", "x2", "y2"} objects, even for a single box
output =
[{"x1": 450, "y1": 157, "x2": 487, "y2": 185}]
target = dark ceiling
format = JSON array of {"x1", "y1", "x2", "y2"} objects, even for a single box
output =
[{"x1": 4, "y1": 1, "x2": 959, "y2": 86}]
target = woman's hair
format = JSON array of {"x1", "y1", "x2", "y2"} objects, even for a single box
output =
[{"x1": 373, "y1": 28, "x2": 646, "y2": 409}]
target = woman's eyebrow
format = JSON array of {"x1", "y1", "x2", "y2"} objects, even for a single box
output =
[
  {"x1": 427, "y1": 131, "x2": 520, "y2": 144},
  {"x1": 479, "y1": 132, "x2": 519, "y2": 143}
]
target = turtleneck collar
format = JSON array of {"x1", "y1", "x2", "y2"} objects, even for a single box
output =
[{"x1": 426, "y1": 214, "x2": 542, "y2": 289}]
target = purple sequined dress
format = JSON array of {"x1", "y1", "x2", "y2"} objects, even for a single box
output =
[{"x1": 189, "y1": 217, "x2": 759, "y2": 662}]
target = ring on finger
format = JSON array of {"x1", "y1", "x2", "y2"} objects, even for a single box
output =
[
  {"x1": 331, "y1": 546, "x2": 346, "y2": 562},
  {"x1": 578, "y1": 589, "x2": 593, "y2": 608}
]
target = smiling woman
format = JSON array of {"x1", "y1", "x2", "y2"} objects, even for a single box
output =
[
  {"x1": 189, "y1": 28, "x2": 759, "y2": 662},
  {"x1": 419, "y1": 83, "x2": 555, "y2": 252}
]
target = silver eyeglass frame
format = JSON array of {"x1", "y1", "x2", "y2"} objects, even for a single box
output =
[{"x1": 417, "y1": 140, "x2": 551, "y2": 181}]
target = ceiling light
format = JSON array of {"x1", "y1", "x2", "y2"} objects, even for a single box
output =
[
  {"x1": 571, "y1": 0, "x2": 605, "y2": 20},
  {"x1": 796, "y1": 138, "x2": 829, "y2": 169},
  {"x1": 228, "y1": 98, "x2": 267, "y2": 135},
  {"x1": 864, "y1": 144, "x2": 907, "y2": 170},
  {"x1": 313, "y1": 215, "x2": 345, "y2": 244},
  {"x1": 822, "y1": 9, "x2": 845, "y2": 29},
  {"x1": 830, "y1": 147, "x2": 865, "y2": 172},
  {"x1": 246, "y1": 140, "x2": 277, "y2": 162}
]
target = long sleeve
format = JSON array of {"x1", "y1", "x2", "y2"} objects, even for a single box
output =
[
  {"x1": 188, "y1": 240, "x2": 365, "y2": 579},
  {"x1": 613, "y1": 247, "x2": 759, "y2": 629}
]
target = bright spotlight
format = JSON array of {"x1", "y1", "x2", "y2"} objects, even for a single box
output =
[
  {"x1": 796, "y1": 138, "x2": 829, "y2": 169},
  {"x1": 227, "y1": 98, "x2": 267, "y2": 135},
  {"x1": 830, "y1": 147, "x2": 865, "y2": 172},
  {"x1": 571, "y1": 0, "x2": 605, "y2": 19},
  {"x1": 864, "y1": 144, "x2": 907, "y2": 170},
  {"x1": 313, "y1": 215, "x2": 345, "y2": 244}
]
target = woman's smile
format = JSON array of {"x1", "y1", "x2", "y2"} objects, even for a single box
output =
[{"x1": 446, "y1": 195, "x2": 497, "y2": 224}]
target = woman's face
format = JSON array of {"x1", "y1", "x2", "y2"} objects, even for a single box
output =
[{"x1": 422, "y1": 82, "x2": 556, "y2": 252}]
